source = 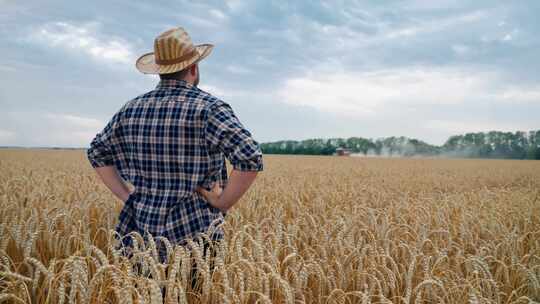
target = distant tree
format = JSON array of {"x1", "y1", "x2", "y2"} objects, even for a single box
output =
[{"x1": 260, "y1": 130, "x2": 539, "y2": 159}]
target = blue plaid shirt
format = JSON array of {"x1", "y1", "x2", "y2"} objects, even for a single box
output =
[{"x1": 87, "y1": 79, "x2": 263, "y2": 249}]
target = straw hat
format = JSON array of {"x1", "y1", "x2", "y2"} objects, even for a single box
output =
[{"x1": 135, "y1": 27, "x2": 213, "y2": 74}]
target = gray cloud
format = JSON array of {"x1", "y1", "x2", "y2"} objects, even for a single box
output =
[
  {"x1": 0, "y1": 0, "x2": 539, "y2": 147},
  {"x1": 27, "y1": 21, "x2": 136, "y2": 66}
]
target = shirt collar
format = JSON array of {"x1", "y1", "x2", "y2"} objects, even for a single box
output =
[{"x1": 155, "y1": 79, "x2": 196, "y2": 90}]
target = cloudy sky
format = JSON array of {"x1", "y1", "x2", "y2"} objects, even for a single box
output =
[{"x1": 1, "y1": 0, "x2": 539, "y2": 147}]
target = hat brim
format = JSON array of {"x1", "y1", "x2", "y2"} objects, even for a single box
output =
[{"x1": 135, "y1": 44, "x2": 214, "y2": 75}]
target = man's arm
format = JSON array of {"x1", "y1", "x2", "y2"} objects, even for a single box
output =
[
  {"x1": 93, "y1": 166, "x2": 132, "y2": 202},
  {"x1": 197, "y1": 100, "x2": 264, "y2": 211},
  {"x1": 87, "y1": 110, "x2": 131, "y2": 202},
  {"x1": 197, "y1": 169, "x2": 258, "y2": 212}
]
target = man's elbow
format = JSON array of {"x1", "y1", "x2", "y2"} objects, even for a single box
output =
[
  {"x1": 86, "y1": 149, "x2": 115, "y2": 168},
  {"x1": 231, "y1": 157, "x2": 263, "y2": 173}
]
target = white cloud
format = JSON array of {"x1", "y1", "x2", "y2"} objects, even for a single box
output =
[
  {"x1": 0, "y1": 129, "x2": 15, "y2": 144},
  {"x1": 0, "y1": 60, "x2": 48, "y2": 71},
  {"x1": 209, "y1": 9, "x2": 227, "y2": 20},
  {"x1": 199, "y1": 84, "x2": 246, "y2": 98},
  {"x1": 0, "y1": 64, "x2": 16, "y2": 72},
  {"x1": 253, "y1": 55, "x2": 273, "y2": 66},
  {"x1": 254, "y1": 28, "x2": 302, "y2": 44},
  {"x1": 426, "y1": 120, "x2": 537, "y2": 134},
  {"x1": 40, "y1": 113, "x2": 105, "y2": 146},
  {"x1": 183, "y1": 15, "x2": 222, "y2": 28},
  {"x1": 452, "y1": 44, "x2": 470, "y2": 55},
  {"x1": 1, "y1": 111, "x2": 107, "y2": 147},
  {"x1": 224, "y1": 0, "x2": 244, "y2": 12},
  {"x1": 400, "y1": 0, "x2": 464, "y2": 11},
  {"x1": 383, "y1": 10, "x2": 489, "y2": 40},
  {"x1": 502, "y1": 33, "x2": 513, "y2": 41},
  {"x1": 494, "y1": 86, "x2": 540, "y2": 103},
  {"x1": 278, "y1": 66, "x2": 505, "y2": 116},
  {"x1": 44, "y1": 113, "x2": 104, "y2": 130},
  {"x1": 480, "y1": 28, "x2": 521, "y2": 44},
  {"x1": 28, "y1": 21, "x2": 135, "y2": 65},
  {"x1": 273, "y1": 9, "x2": 493, "y2": 58},
  {"x1": 226, "y1": 65, "x2": 252, "y2": 74}
]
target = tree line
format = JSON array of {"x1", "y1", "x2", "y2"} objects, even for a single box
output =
[{"x1": 260, "y1": 130, "x2": 540, "y2": 160}]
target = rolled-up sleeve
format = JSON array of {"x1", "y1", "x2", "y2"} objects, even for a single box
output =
[
  {"x1": 204, "y1": 101, "x2": 264, "y2": 172},
  {"x1": 87, "y1": 111, "x2": 121, "y2": 168}
]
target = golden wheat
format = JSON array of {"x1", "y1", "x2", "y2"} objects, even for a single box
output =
[{"x1": 0, "y1": 149, "x2": 539, "y2": 303}]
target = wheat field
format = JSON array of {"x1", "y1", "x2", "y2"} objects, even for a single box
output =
[{"x1": 0, "y1": 149, "x2": 539, "y2": 304}]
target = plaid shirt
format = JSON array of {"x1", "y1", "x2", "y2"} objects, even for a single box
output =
[{"x1": 87, "y1": 79, "x2": 263, "y2": 251}]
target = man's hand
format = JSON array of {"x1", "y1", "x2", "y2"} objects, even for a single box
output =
[
  {"x1": 196, "y1": 169, "x2": 258, "y2": 212},
  {"x1": 196, "y1": 183, "x2": 223, "y2": 210}
]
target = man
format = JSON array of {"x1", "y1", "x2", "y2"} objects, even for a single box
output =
[{"x1": 86, "y1": 27, "x2": 263, "y2": 284}]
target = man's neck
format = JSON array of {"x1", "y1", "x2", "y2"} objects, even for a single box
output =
[{"x1": 156, "y1": 78, "x2": 196, "y2": 90}]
